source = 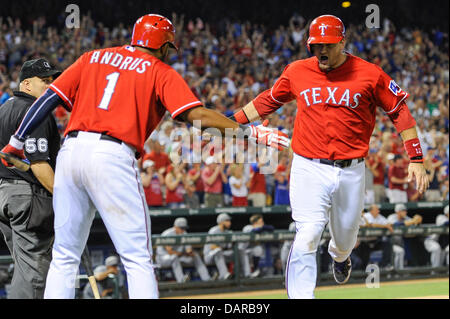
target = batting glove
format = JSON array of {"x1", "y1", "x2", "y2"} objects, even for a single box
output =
[
  {"x1": 247, "y1": 120, "x2": 290, "y2": 151},
  {"x1": 1, "y1": 136, "x2": 25, "y2": 168}
]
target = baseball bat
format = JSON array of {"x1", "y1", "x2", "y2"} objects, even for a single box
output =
[
  {"x1": 0, "y1": 152, "x2": 30, "y2": 172},
  {"x1": 81, "y1": 246, "x2": 101, "y2": 299}
]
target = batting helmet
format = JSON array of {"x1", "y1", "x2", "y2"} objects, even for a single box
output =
[
  {"x1": 307, "y1": 15, "x2": 345, "y2": 51},
  {"x1": 131, "y1": 14, "x2": 177, "y2": 50}
]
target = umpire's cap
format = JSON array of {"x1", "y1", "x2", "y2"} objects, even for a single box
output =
[{"x1": 19, "y1": 58, "x2": 61, "y2": 83}]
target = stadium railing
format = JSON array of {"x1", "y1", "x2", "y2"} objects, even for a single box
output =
[
  {"x1": 0, "y1": 224, "x2": 447, "y2": 298},
  {"x1": 146, "y1": 201, "x2": 448, "y2": 217}
]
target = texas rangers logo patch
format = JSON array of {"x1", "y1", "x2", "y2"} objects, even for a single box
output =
[{"x1": 389, "y1": 80, "x2": 402, "y2": 96}]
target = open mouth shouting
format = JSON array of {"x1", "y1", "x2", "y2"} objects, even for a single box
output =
[{"x1": 319, "y1": 55, "x2": 329, "y2": 65}]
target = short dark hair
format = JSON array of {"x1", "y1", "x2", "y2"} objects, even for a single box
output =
[{"x1": 250, "y1": 214, "x2": 263, "y2": 224}]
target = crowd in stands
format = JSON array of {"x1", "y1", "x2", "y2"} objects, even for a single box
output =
[{"x1": 0, "y1": 13, "x2": 448, "y2": 210}]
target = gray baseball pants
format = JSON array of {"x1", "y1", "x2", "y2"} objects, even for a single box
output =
[{"x1": 0, "y1": 180, "x2": 54, "y2": 299}]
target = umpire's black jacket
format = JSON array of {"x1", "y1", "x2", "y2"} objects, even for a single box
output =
[{"x1": 0, "y1": 91, "x2": 61, "y2": 187}]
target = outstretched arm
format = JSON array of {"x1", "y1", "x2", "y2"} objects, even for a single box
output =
[{"x1": 179, "y1": 106, "x2": 290, "y2": 151}]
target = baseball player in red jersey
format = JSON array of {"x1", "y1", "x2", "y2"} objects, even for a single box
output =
[
  {"x1": 230, "y1": 15, "x2": 429, "y2": 298},
  {"x1": 0, "y1": 14, "x2": 289, "y2": 299}
]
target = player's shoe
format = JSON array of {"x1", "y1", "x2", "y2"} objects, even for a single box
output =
[{"x1": 332, "y1": 257, "x2": 352, "y2": 284}]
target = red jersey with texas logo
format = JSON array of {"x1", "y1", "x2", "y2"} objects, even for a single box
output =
[
  {"x1": 49, "y1": 45, "x2": 202, "y2": 156},
  {"x1": 253, "y1": 53, "x2": 416, "y2": 160}
]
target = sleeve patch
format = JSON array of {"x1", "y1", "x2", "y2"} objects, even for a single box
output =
[{"x1": 388, "y1": 80, "x2": 402, "y2": 96}]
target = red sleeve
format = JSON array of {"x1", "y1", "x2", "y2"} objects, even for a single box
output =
[
  {"x1": 156, "y1": 66, "x2": 203, "y2": 118},
  {"x1": 252, "y1": 64, "x2": 296, "y2": 118},
  {"x1": 373, "y1": 69, "x2": 416, "y2": 132},
  {"x1": 49, "y1": 53, "x2": 86, "y2": 111}
]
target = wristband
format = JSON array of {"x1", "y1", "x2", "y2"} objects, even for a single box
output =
[
  {"x1": 404, "y1": 138, "x2": 423, "y2": 163},
  {"x1": 231, "y1": 110, "x2": 250, "y2": 124}
]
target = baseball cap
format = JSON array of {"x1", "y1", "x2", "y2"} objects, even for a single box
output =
[
  {"x1": 217, "y1": 213, "x2": 231, "y2": 224},
  {"x1": 19, "y1": 58, "x2": 62, "y2": 83},
  {"x1": 105, "y1": 255, "x2": 119, "y2": 267},
  {"x1": 174, "y1": 217, "x2": 188, "y2": 229},
  {"x1": 444, "y1": 205, "x2": 449, "y2": 215},
  {"x1": 142, "y1": 160, "x2": 155, "y2": 170},
  {"x1": 395, "y1": 203, "x2": 407, "y2": 213},
  {"x1": 94, "y1": 265, "x2": 107, "y2": 276}
]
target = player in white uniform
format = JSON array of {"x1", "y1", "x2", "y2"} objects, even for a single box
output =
[
  {"x1": 156, "y1": 217, "x2": 211, "y2": 283},
  {"x1": 229, "y1": 15, "x2": 429, "y2": 298},
  {"x1": 424, "y1": 205, "x2": 449, "y2": 268}
]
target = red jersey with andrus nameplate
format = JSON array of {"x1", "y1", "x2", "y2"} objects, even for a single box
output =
[{"x1": 49, "y1": 45, "x2": 202, "y2": 156}]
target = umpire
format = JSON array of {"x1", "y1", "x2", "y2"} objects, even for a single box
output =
[{"x1": 0, "y1": 58, "x2": 61, "y2": 298}]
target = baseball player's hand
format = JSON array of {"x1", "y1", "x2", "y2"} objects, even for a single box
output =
[
  {"x1": 248, "y1": 120, "x2": 290, "y2": 151},
  {"x1": 1, "y1": 136, "x2": 25, "y2": 168},
  {"x1": 407, "y1": 162, "x2": 429, "y2": 194}
]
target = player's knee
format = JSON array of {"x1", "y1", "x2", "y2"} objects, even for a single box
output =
[{"x1": 293, "y1": 224, "x2": 324, "y2": 253}]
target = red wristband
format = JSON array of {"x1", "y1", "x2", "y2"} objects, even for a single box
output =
[
  {"x1": 404, "y1": 138, "x2": 423, "y2": 163},
  {"x1": 233, "y1": 110, "x2": 250, "y2": 124}
]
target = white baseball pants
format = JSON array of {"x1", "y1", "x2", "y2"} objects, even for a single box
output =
[
  {"x1": 44, "y1": 132, "x2": 158, "y2": 299},
  {"x1": 286, "y1": 154, "x2": 365, "y2": 299},
  {"x1": 424, "y1": 238, "x2": 443, "y2": 268}
]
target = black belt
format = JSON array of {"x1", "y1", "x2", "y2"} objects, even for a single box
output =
[
  {"x1": 304, "y1": 157, "x2": 364, "y2": 169},
  {"x1": 66, "y1": 131, "x2": 140, "y2": 158},
  {"x1": 67, "y1": 131, "x2": 123, "y2": 144}
]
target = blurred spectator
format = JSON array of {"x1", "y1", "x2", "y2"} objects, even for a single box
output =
[
  {"x1": 187, "y1": 163, "x2": 204, "y2": 205},
  {"x1": 406, "y1": 179, "x2": 423, "y2": 202},
  {"x1": 364, "y1": 158, "x2": 375, "y2": 205},
  {"x1": 248, "y1": 162, "x2": 267, "y2": 207},
  {"x1": 387, "y1": 204, "x2": 425, "y2": 268},
  {"x1": 183, "y1": 180, "x2": 200, "y2": 209},
  {"x1": 158, "y1": 121, "x2": 174, "y2": 150},
  {"x1": 371, "y1": 151, "x2": 387, "y2": 204},
  {"x1": 0, "y1": 12, "x2": 448, "y2": 209},
  {"x1": 228, "y1": 164, "x2": 249, "y2": 207},
  {"x1": 424, "y1": 205, "x2": 449, "y2": 268},
  {"x1": 141, "y1": 160, "x2": 165, "y2": 208},
  {"x1": 203, "y1": 213, "x2": 234, "y2": 280},
  {"x1": 201, "y1": 157, "x2": 227, "y2": 208},
  {"x1": 274, "y1": 162, "x2": 290, "y2": 205},
  {"x1": 424, "y1": 148, "x2": 443, "y2": 201},
  {"x1": 142, "y1": 140, "x2": 170, "y2": 172},
  {"x1": 387, "y1": 155, "x2": 408, "y2": 203},
  {"x1": 156, "y1": 218, "x2": 212, "y2": 283},
  {"x1": 164, "y1": 165, "x2": 186, "y2": 209},
  {"x1": 353, "y1": 205, "x2": 394, "y2": 270}
]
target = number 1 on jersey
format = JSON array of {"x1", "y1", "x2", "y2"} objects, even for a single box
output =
[{"x1": 97, "y1": 72, "x2": 120, "y2": 110}]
